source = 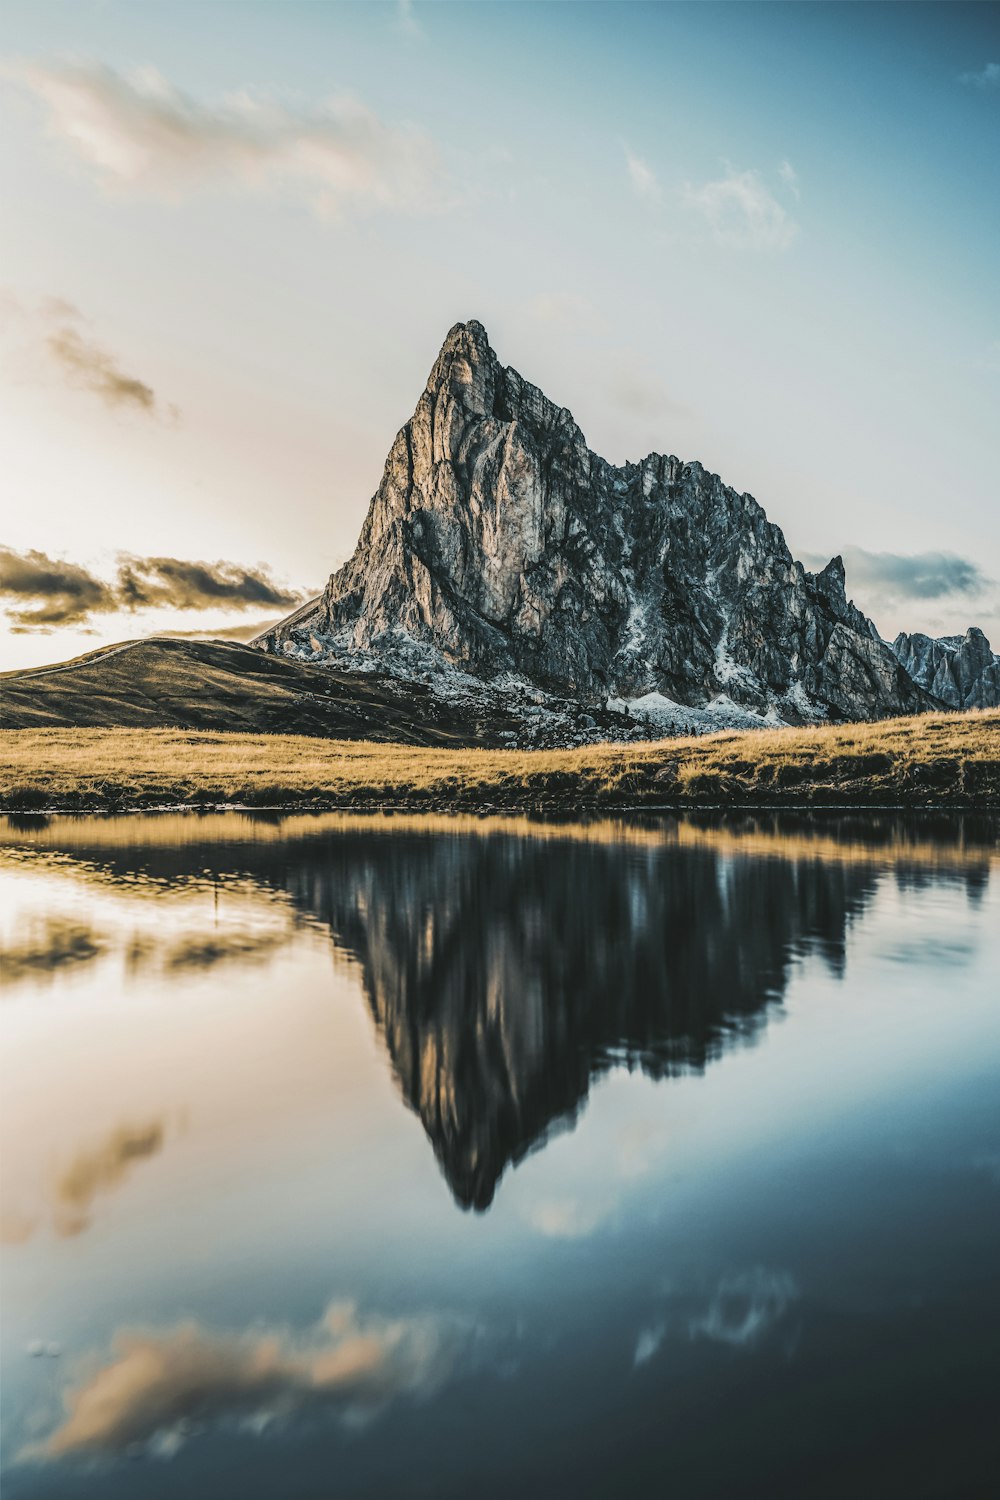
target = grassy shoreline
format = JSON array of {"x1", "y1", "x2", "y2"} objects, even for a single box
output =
[{"x1": 1, "y1": 711, "x2": 998, "y2": 813}]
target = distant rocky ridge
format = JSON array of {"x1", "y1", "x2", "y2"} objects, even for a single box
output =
[
  {"x1": 892, "y1": 627, "x2": 1000, "y2": 712},
  {"x1": 257, "y1": 320, "x2": 938, "y2": 736}
]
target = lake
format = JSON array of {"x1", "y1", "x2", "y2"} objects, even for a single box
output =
[{"x1": 2, "y1": 810, "x2": 998, "y2": 1498}]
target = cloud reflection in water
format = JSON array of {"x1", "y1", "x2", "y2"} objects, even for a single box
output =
[{"x1": 31, "y1": 1302, "x2": 473, "y2": 1461}]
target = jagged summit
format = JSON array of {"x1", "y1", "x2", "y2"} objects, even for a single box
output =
[
  {"x1": 257, "y1": 320, "x2": 932, "y2": 727},
  {"x1": 893, "y1": 626, "x2": 1000, "y2": 711}
]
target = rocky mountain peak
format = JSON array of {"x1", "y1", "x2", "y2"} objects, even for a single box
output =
[
  {"x1": 258, "y1": 320, "x2": 937, "y2": 730},
  {"x1": 893, "y1": 625, "x2": 1000, "y2": 711}
]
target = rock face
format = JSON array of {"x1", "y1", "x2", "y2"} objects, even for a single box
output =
[
  {"x1": 259, "y1": 320, "x2": 932, "y2": 723},
  {"x1": 892, "y1": 628, "x2": 1000, "y2": 711}
]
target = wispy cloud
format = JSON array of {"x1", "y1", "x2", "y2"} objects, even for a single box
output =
[
  {"x1": 778, "y1": 159, "x2": 800, "y2": 199},
  {"x1": 625, "y1": 148, "x2": 660, "y2": 203},
  {"x1": 685, "y1": 165, "x2": 798, "y2": 251},
  {"x1": 30, "y1": 1302, "x2": 470, "y2": 1460},
  {"x1": 528, "y1": 292, "x2": 601, "y2": 330},
  {"x1": 396, "y1": 0, "x2": 424, "y2": 39},
  {"x1": 0, "y1": 546, "x2": 305, "y2": 630},
  {"x1": 50, "y1": 1121, "x2": 166, "y2": 1238},
  {"x1": 3, "y1": 1118, "x2": 166, "y2": 1244},
  {"x1": 689, "y1": 1268, "x2": 800, "y2": 1348},
  {"x1": 1, "y1": 294, "x2": 171, "y2": 417},
  {"x1": 606, "y1": 356, "x2": 691, "y2": 424},
  {"x1": 632, "y1": 1322, "x2": 665, "y2": 1367},
  {"x1": 959, "y1": 62, "x2": 1000, "y2": 88},
  {"x1": 527, "y1": 1197, "x2": 610, "y2": 1239},
  {"x1": 47, "y1": 317, "x2": 157, "y2": 414},
  {"x1": 12, "y1": 61, "x2": 441, "y2": 216},
  {"x1": 161, "y1": 616, "x2": 291, "y2": 643}
]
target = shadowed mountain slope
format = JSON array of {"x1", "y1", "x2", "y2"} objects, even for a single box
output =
[{"x1": 0, "y1": 636, "x2": 519, "y2": 743}]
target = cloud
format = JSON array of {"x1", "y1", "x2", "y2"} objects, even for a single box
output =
[
  {"x1": 606, "y1": 358, "x2": 691, "y2": 424},
  {"x1": 5, "y1": 1118, "x2": 168, "y2": 1244},
  {"x1": 162, "y1": 928, "x2": 290, "y2": 971},
  {"x1": 47, "y1": 321, "x2": 156, "y2": 413},
  {"x1": 32, "y1": 1302, "x2": 467, "y2": 1460},
  {"x1": 159, "y1": 617, "x2": 291, "y2": 642},
  {"x1": 778, "y1": 159, "x2": 800, "y2": 199},
  {"x1": 12, "y1": 61, "x2": 440, "y2": 216},
  {"x1": 632, "y1": 1323, "x2": 665, "y2": 1367},
  {"x1": 50, "y1": 1120, "x2": 165, "y2": 1238},
  {"x1": 685, "y1": 166, "x2": 798, "y2": 250},
  {"x1": 0, "y1": 917, "x2": 104, "y2": 984},
  {"x1": 396, "y1": 0, "x2": 424, "y2": 39},
  {"x1": 959, "y1": 62, "x2": 1000, "y2": 88},
  {"x1": 527, "y1": 1197, "x2": 609, "y2": 1239},
  {"x1": 1, "y1": 294, "x2": 170, "y2": 417},
  {"x1": 0, "y1": 546, "x2": 117, "y2": 627},
  {"x1": 625, "y1": 148, "x2": 660, "y2": 203},
  {"x1": 0, "y1": 547, "x2": 305, "y2": 630},
  {"x1": 528, "y1": 293, "x2": 601, "y2": 330},
  {"x1": 115, "y1": 556, "x2": 301, "y2": 612},
  {"x1": 689, "y1": 1268, "x2": 799, "y2": 1348},
  {"x1": 833, "y1": 547, "x2": 992, "y2": 604}
]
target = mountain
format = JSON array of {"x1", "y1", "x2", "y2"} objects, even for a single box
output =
[
  {"x1": 257, "y1": 320, "x2": 932, "y2": 729},
  {"x1": 892, "y1": 627, "x2": 1000, "y2": 711}
]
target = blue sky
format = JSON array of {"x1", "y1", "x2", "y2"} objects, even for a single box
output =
[{"x1": 1, "y1": 0, "x2": 997, "y2": 667}]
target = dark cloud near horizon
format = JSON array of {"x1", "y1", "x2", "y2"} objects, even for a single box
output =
[
  {"x1": 0, "y1": 546, "x2": 117, "y2": 627},
  {"x1": 0, "y1": 546, "x2": 304, "y2": 630},
  {"x1": 841, "y1": 546, "x2": 990, "y2": 600},
  {"x1": 804, "y1": 546, "x2": 992, "y2": 603},
  {"x1": 161, "y1": 615, "x2": 287, "y2": 642},
  {"x1": 116, "y1": 556, "x2": 301, "y2": 612}
]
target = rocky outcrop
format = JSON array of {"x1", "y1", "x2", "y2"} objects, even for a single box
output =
[
  {"x1": 258, "y1": 321, "x2": 933, "y2": 724},
  {"x1": 892, "y1": 627, "x2": 1000, "y2": 711}
]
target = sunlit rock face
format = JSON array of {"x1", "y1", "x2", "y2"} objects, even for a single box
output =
[
  {"x1": 893, "y1": 627, "x2": 1000, "y2": 710},
  {"x1": 259, "y1": 321, "x2": 930, "y2": 722}
]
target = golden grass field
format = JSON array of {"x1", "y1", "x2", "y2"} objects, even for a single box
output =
[{"x1": 1, "y1": 710, "x2": 998, "y2": 811}]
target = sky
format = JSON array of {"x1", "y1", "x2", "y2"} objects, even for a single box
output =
[{"x1": 0, "y1": 0, "x2": 998, "y2": 671}]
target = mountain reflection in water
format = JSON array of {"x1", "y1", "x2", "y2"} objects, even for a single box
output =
[
  {"x1": 3, "y1": 811, "x2": 995, "y2": 1211},
  {"x1": 3, "y1": 810, "x2": 1000, "y2": 1499}
]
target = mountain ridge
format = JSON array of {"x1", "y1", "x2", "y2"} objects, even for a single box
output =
[
  {"x1": 256, "y1": 320, "x2": 935, "y2": 729},
  {"x1": 892, "y1": 626, "x2": 1000, "y2": 712}
]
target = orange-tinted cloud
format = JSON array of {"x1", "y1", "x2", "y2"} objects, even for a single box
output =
[{"x1": 37, "y1": 1301, "x2": 466, "y2": 1459}]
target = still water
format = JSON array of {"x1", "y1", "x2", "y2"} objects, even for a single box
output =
[{"x1": 1, "y1": 810, "x2": 998, "y2": 1498}]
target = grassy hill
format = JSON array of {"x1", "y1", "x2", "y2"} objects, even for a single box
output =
[{"x1": 0, "y1": 636, "x2": 516, "y2": 745}]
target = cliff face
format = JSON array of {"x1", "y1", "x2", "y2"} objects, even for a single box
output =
[
  {"x1": 259, "y1": 320, "x2": 931, "y2": 723},
  {"x1": 893, "y1": 627, "x2": 1000, "y2": 710}
]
